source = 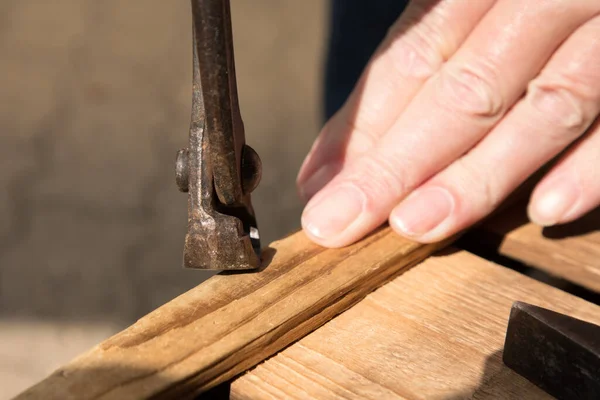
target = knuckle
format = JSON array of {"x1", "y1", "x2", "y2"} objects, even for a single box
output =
[
  {"x1": 343, "y1": 118, "x2": 379, "y2": 157},
  {"x1": 437, "y1": 61, "x2": 505, "y2": 121},
  {"x1": 527, "y1": 76, "x2": 591, "y2": 137},
  {"x1": 384, "y1": 31, "x2": 444, "y2": 80},
  {"x1": 383, "y1": 4, "x2": 448, "y2": 79},
  {"x1": 327, "y1": 97, "x2": 381, "y2": 149},
  {"x1": 346, "y1": 155, "x2": 408, "y2": 207},
  {"x1": 452, "y1": 158, "x2": 501, "y2": 210}
]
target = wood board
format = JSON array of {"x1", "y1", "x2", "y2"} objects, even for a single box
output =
[
  {"x1": 468, "y1": 204, "x2": 600, "y2": 292},
  {"x1": 16, "y1": 227, "x2": 452, "y2": 400},
  {"x1": 231, "y1": 249, "x2": 600, "y2": 399}
]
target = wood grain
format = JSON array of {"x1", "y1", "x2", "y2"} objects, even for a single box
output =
[
  {"x1": 16, "y1": 227, "x2": 452, "y2": 400},
  {"x1": 469, "y1": 204, "x2": 600, "y2": 292},
  {"x1": 232, "y1": 249, "x2": 600, "y2": 399}
]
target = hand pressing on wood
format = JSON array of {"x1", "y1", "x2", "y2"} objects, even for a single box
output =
[{"x1": 297, "y1": 0, "x2": 600, "y2": 247}]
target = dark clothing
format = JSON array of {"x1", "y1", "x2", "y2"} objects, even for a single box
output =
[{"x1": 324, "y1": 0, "x2": 409, "y2": 121}]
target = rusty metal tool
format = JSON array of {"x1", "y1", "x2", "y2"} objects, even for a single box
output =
[
  {"x1": 503, "y1": 301, "x2": 600, "y2": 399},
  {"x1": 176, "y1": 0, "x2": 262, "y2": 270}
]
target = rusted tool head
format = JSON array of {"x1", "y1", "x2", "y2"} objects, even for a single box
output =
[
  {"x1": 176, "y1": 0, "x2": 262, "y2": 270},
  {"x1": 503, "y1": 301, "x2": 600, "y2": 399}
]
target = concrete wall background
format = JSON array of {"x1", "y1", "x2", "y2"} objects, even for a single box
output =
[{"x1": 0, "y1": 1, "x2": 327, "y2": 397}]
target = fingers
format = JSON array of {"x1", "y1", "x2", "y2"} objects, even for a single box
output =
[
  {"x1": 390, "y1": 15, "x2": 600, "y2": 242},
  {"x1": 528, "y1": 118, "x2": 600, "y2": 226},
  {"x1": 296, "y1": 0, "x2": 495, "y2": 200},
  {"x1": 302, "y1": 0, "x2": 597, "y2": 247}
]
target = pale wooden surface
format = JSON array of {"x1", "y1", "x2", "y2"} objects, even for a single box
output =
[
  {"x1": 475, "y1": 205, "x2": 600, "y2": 292},
  {"x1": 232, "y1": 249, "x2": 600, "y2": 399},
  {"x1": 17, "y1": 227, "x2": 452, "y2": 400}
]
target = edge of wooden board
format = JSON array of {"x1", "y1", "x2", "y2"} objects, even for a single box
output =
[
  {"x1": 465, "y1": 203, "x2": 600, "y2": 293},
  {"x1": 16, "y1": 226, "x2": 453, "y2": 400}
]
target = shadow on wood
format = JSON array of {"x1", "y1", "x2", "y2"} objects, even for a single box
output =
[
  {"x1": 542, "y1": 207, "x2": 600, "y2": 239},
  {"x1": 196, "y1": 380, "x2": 232, "y2": 400},
  {"x1": 197, "y1": 350, "x2": 547, "y2": 400},
  {"x1": 459, "y1": 202, "x2": 600, "y2": 296},
  {"x1": 220, "y1": 245, "x2": 278, "y2": 275},
  {"x1": 442, "y1": 349, "x2": 551, "y2": 400}
]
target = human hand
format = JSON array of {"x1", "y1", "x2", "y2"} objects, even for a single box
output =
[{"x1": 297, "y1": 0, "x2": 600, "y2": 247}]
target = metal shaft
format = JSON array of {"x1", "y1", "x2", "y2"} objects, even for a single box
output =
[{"x1": 176, "y1": 0, "x2": 262, "y2": 270}]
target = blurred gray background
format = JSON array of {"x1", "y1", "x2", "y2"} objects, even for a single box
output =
[{"x1": 0, "y1": 1, "x2": 327, "y2": 397}]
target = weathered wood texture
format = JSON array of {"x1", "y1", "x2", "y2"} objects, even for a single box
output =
[
  {"x1": 232, "y1": 249, "x2": 600, "y2": 400},
  {"x1": 17, "y1": 227, "x2": 452, "y2": 400},
  {"x1": 471, "y1": 204, "x2": 600, "y2": 292}
]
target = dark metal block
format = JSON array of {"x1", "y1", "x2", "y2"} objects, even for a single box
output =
[{"x1": 503, "y1": 301, "x2": 600, "y2": 400}]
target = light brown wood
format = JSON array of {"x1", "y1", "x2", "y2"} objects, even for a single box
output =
[
  {"x1": 17, "y1": 227, "x2": 452, "y2": 400},
  {"x1": 232, "y1": 249, "x2": 600, "y2": 399},
  {"x1": 471, "y1": 204, "x2": 600, "y2": 292}
]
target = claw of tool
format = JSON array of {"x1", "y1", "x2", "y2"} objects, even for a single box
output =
[{"x1": 176, "y1": 0, "x2": 262, "y2": 270}]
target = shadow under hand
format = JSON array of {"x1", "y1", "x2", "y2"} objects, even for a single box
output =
[
  {"x1": 542, "y1": 206, "x2": 600, "y2": 239},
  {"x1": 456, "y1": 204, "x2": 530, "y2": 269}
]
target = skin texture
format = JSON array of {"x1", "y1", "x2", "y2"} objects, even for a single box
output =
[{"x1": 297, "y1": 0, "x2": 600, "y2": 247}]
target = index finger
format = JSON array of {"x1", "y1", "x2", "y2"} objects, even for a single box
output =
[
  {"x1": 297, "y1": 0, "x2": 495, "y2": 199},
  {"x1": 302, "y1": 0, "x2": 598, "y2": 247}
]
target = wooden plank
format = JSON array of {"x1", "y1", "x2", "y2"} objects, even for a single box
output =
[
  {"x1": 16, "y1": 227, "x2": 452, "y2": 400},
  {"x1": 467, "y1": 204, "x2": 600, "y2": 292},
  {"x1": 232, "y1": 249, "x2": 600, "y2": 399}
]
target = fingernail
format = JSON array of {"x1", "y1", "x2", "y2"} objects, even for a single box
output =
[
  {"x1": 302, "y1": 185, "x2": 365, "y2": 240},
  {"x1": 391, "y1": 187, "x2": 454, "y2": 237},
  {"x1": 528, "y1": 174, "x2": 580, "y2": 226},
  {"x1": 298, "y1": 163, "x2": 340, "y2": 201}
]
